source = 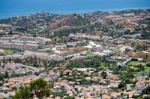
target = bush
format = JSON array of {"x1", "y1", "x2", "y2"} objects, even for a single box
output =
[{"x1": 146, "y1": 63, "x2": 150, "y2": 67}]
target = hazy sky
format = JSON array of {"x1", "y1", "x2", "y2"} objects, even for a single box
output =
[{"x1": 0, "y1": 0, "x2": 150, "y2": 19}]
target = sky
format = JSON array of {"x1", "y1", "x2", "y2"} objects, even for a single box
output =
[{"x1": 0, "y1": 0, "x2": 150, "y2": 19}]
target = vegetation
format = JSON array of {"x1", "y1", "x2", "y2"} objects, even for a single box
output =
[
  {"x1": 3, "y1": 48, "x2": 16, "y2": 55},
  {"x1": 0, "y1": 73, "x2": 5, "y2": 86},
  {"x1": 64, "y1": 96, "x2": 75, "y2": 99},
  {"x1": 67, "y1": 56, "x2": 111, "y2": 69},
  {"x1": 13, "y1": 86, "x2": 32, "y2": 99},
  {"x1": 115, "y1": 60, "x2": 150, "y2": 91},
  {"x1": 101, "y1": 71, "x2": 107, "y2": 79},
  {"x1": 13, "y1": 78, "x2": 54, "y2": 99},
  {"x1": 141, "y1": 31, "x2": 150, "y2": 39},
  {"x1": 51, "y1": 88, "x2": 67, "y2": 97}
]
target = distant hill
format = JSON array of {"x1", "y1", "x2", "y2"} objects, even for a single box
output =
[{"x1": 0, "y1": 9, "x2": 150, "y2": 38}]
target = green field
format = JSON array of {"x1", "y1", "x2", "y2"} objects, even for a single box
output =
[
  {"x1": 144, "y1": 66, "x2": 150, "y2": 72},
  {"x1": 127, "y1": 61, "x2": 145, "y2": 66},
  {"x1": 3, "y1": 48, "x2": 15, "y2": 55},
  {"x1": 127, "y1": 61, "x2": 150, "y2": 73}
]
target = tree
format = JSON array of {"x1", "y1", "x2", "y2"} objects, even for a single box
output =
[
  {"x1": 13, "y1": 79, "x2": 53, "y2": 99},
  {"x1": 0, "y1": 73, "x2": 4, "y2": 86},
  {"x1": 4, "y1": 71, "x2": 9, "y2": 78},
  {"x1": 13, "y1": 86, "x2": 32, "y2": 99},
  {"x1": 119, "y1": 72, "x2": 135, "y2": 84},
  {"x1": 141, "y1": 32, "x2": 150, "y2": 39},
  {"x1": 146, "y1": 63, "x2": 150, "y2": 67},
  {"x1": 31, "y1": 56, "x2": 38, "y2": 67},
  {"x1": 2, "y1": 57, "x2": 6, "y2": 67},
  {"x1": 8, "y1": 31, "x2": 13, "y2": 35},
  {"x1": 118, "y1": 81, "x2": 126, "y2": 89},
  {"x1": 101, "y1": 71, "x2": 107, "y2": 79},
  {"x1": 142, "y1": 86, "x2": 150, "y2": 95},
  {"x1": 30, "y1": 78, "x2": 53, "y2": 99},
  {"x1": 8, "y1": 58, "x2": 11, "y2": 64}
]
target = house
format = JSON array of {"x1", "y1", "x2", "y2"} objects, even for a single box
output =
[
  {"x1": 102, "y1": 50, "x2": 113, "y2": 56},
  {"x1": 102, "y1": 94, "x2": 110, "y2": 99},
  {"x1": 0, "y1": 93, "x2": 10, "y2": 99},
  {"x1": 67, "y1": 42, "x2": 77, "y2": 47},
  {"x1": 24, "y1": 51, "x2": 65, "y2": 61},
  {"x1": 0, "y1": 87, "x2": 12, "y2": 93},
  {"x1": 120, "y1": 46, "x2": 133, "y2": 53},
  {"x1": 0, "y1": 42, "x2": 39, "y2": 51},
  {"x1": 55, "y1": 44, "x2": 67, "y2": 50},
  {"x1": 110, "y1": 92, "x2": 121, "y2": 99},
  {"x1": 4, "y1": 75, "x2": 37, "y2": 88},
  {"x1": 136, "y1": 80, "x2": 150, "y2": 94},
  {"x1": 125, "y1": 91, "x2": 139, "y2": 98},
  {"x1": 0, "y1": 35, "x2": 52, "y2": 51},
  {"x1": 0, "y1": 49, "x2": 5, "y2": 55},
  {"x1": 84, "y1": 41, "x2": 102, "y2": 51}
]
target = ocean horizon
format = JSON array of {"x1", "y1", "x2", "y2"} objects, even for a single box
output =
[{"x1": 0, "y1": 0, "x2": 150, "y2": 19}]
